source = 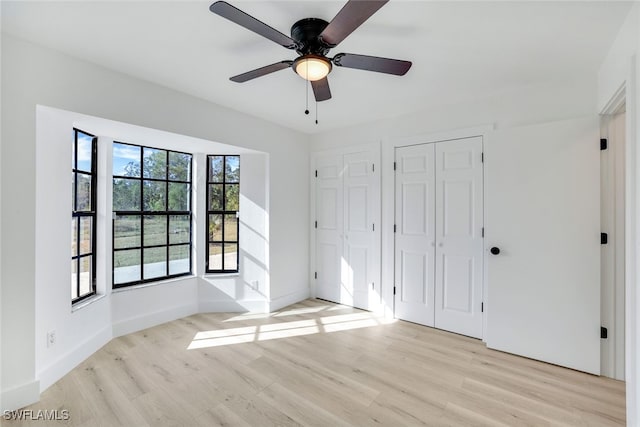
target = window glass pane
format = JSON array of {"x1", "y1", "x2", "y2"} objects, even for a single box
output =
[
  {"x1": 79, "y1": 217, "x2": 93, "y2": 255},
  {"x1": 143, "y1": 215, "x2": 167, "y2": 246},
  {"x1": 224, "y1": 214, "x2": 238, "y2": 241},
  {"x1": 225, "y1": 184, "x2": 239, "y2": 211},
  {"x1": 168, "y1": 183, "x2": 190, "y2": 211},
  {"x1": 114, "y1": 215, "x2": 141, "y2": 249},
  {"x1": 169, "y1": 245, "x2": 190, "y2": 275},
  {"x1": 71, "y1": 217, "x2": 78, "y2": 257},
  {"x1": 169, "y1": 215, "x2": 190, "y2": 244},
  {"x1": 168, "y1": 152, "x2": 191, "y2": 182},
  {"x1": 71, "y1": 172, "x2": 76, "y2": 210},
  {"x1": 208, "y1": 184, "x2": 223, "y2": 210},
  {"x1": 77, "y1": 174, "x2": 92, "y2": 211},
  {"x1": 113, "y1": 143, "x2": 140, "y2": 177},
  {"x1": 226, "y1": 156, "x2": 240, "y2": 182},
  {"x1": 76, "y1": 132, "x2": 93, "y2": 172},
  {"x1": 143, "y1": 247, "x2": 167, "y2": 279},
  {"x1": 79, "y1": 255, "x2": 93, "y2": 296},
  {"x1": 209, "y1": 156, "x2": 224, "y2": 182},
  {"x1": 143, "y1": 148, "x2": 167, "y2": 179},
  {"x1": 143, "y1": 180, "x2": 166, "y2": 211},
  {"x1": 71, "y1": 260, "x2": 78, "y2": 300},
  {"x1": 114, "y1": 249, "x2": 141, "y2": 284},
  {"x1": 113, "y1": 178, "x2": 141, "y2": 211},
  {"x1": 208, "y1": 214, "x2": 222, "y2": 241},
  {"x1": 225, "y1": 243, "x2": 238, "y2": 271},
  {"x1": 209, "y1": 243, "x2": 223, "y2": 271}
]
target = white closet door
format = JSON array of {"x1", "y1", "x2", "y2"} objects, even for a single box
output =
[
  {"x1": 344, "y1": 151, "x2": 378, "y2": 310},
  {"x1": 486, "y1": 117, "x2": 600, "y2": 374},
  {"x1": 434, "y1": 137, "x2": 484, "y2": 338},
  {"x1": 394, "y1": 144, "x2": 436, "y2": 326},
  {"x1": 315, "y1": 153, "x2": 343, "y2": 304}
]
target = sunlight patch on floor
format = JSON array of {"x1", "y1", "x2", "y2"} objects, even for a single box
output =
[{"x1": 188, "y1": 311, "x2": 396, "y2": 350}]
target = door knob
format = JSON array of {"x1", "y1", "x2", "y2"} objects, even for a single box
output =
[{"x1": 490, "y1": 247, "x2": 500, "y2": 255}]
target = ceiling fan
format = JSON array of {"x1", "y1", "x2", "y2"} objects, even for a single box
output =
[{"x1": 209, "y1": 0, "x2": 412, "y2": 102}]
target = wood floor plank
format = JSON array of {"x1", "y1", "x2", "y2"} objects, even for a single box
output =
[{"x1": 3, "y1": 299, "x2": 625, "y2": 426}]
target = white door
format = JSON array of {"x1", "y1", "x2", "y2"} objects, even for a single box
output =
[
  {"x1": 434, "y1": 138, "x2": 484, "y2": 338},
  {"x1": 343, "y1": 151, "x2": 379, "y2": 310},
  {"x1": 314, "y1": 147, "x2": 380, "y2": 310},
  {"x1": 394, "y1": 144, "x2": 436, "y2": 326},
  {"x1": 315, "y1": 154, "x2": 343, "y2": 304},
  {"x1": 485, "y1": 117, "x2": 600, "y2": 374}
]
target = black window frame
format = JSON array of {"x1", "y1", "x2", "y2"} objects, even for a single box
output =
[
  {"x1": 112, "y1": 142, "x2": 193, "y2": 288},
  {"x1": 206, "y1": 155, "x2": 240, "y2": 273},
  {"x1": 72, "y1": 128, "x2": 98, "y2": 304}
]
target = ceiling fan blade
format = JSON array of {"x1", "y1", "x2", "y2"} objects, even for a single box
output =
[
  {"x1": 319, "y1": 0, "x2": 388, "y2": 47},
  {"x1": 230, "y1": 61, "x2": 293, "y2": 83},
  {"x1": 333, "y1": 53, "x2": 412, "y2": 76},
  {"x1": 210, "y1": 1, "x2": 298, "y2": 49},
  {"x1": 311, "y1": 77, "x2": 332, "y2": 102}
]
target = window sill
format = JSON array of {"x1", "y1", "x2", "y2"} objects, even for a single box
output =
[
  {"x1": 72, "y1": 293, "x2": 106, "y2": 312},
  {"x1": 111, "y1": 275, "x2": 197, "y2": 293},
  {"x1": 203, "y1": 272, "x2": 240, "y2": 279}
]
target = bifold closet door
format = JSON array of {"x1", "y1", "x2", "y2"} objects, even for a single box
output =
[
  {"x1": 434, "y1": 137, "x2": 484, "y2": 338},
  {"x1": 316, "y1": 154, "x2": 343, "y2": 304},
  {"x1": 394, "y1": 144, "x2": 436, "y2": 326},
  {"x1": 315, "y1": 149, "x2": 379, "y2": 311}
]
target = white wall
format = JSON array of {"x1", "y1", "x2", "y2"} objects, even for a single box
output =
[
  {"x1": 597, "y1": 4, "x2": 640, "y2": 425},
  {"x1": 1, "y1": 34, "x2": 310, "y2": 411}
]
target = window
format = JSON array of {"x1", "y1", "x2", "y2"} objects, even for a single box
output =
[
  {"x1": 112, "y1": 142, "x2": 192, "y2": 287},
  {"x1": 206, "y1": 155, "x2": 240, "y2": 273},
  {"x1": 72, "y1": 129, "x2": 97, "y2": 303}
]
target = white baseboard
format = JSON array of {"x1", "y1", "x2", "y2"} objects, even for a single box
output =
[
  {"x1": 38, "y1": 326, "x2": 112, "y2": 392},
  {"x1": 198, "y1": 299, "x2": 269, "y2": 313},
  {"x1": 1, "y1": 380, "x2": 40, "y2": 412},
  {"x1": 112, "y1": 303, "x2": 198, "y2": 338},
  {"x1": 269, "y1": 288, "x2": 310, "y2": 312}
]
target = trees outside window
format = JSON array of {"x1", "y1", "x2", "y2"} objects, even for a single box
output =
[
  {"x1": 207, "y1": 155, "x2": 240, "y2": 273},
  {"x1": 72, "y1": 129, "x2": 97, "y2": 303},
  {"x1": 112, "y1": 142, "x2": 192, "y2": 287}
]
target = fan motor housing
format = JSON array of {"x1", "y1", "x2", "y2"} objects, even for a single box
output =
[{"x1": 291, "y1": 18, "x2": 330, "y2": 56}]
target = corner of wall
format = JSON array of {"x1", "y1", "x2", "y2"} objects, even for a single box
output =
[{"x1": 1, "y1": 380, "x2": 40, "y2": 413}]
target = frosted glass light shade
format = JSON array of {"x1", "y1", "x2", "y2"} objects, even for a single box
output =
[{"x1": 294, "y1": 55, "x2": 332, "y2": 81}]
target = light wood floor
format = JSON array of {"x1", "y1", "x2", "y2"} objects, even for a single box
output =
[{"x1": 7, "y1": 299, "x2": 625, "y2": 426}]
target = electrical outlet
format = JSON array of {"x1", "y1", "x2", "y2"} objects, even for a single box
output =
[{"x1": 47, "y1": 330, "x2": 56, "y2": 348}]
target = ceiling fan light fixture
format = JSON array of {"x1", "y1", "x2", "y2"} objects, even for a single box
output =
[{"x1": 293, "y1": 55, "x2": 332, "y2": 81}]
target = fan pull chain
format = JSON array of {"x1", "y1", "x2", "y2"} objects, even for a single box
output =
[
  {"x1": 315, "y1": 101, "x2": 319, "y2": 125},
  {"x1": 304, "y1": 61, "x2": 310, "y2": 115}
]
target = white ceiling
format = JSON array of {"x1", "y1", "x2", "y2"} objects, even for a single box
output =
[{"x1": 1, "y1": 1, "x2": 633, "y2": 134}]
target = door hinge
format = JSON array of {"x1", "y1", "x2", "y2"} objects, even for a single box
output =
[
  {"x1": 372, "y1": 163, "x2": 375, "y2": 172},
  {"x1": 372, "y1": 223, "x2": 375, "y2": 232},
  {"x1": 314, "y1": 272, "x2": 318, "y2": 279},
  {"x1": 394, "y1": 224, "x2": 397, "y2": 233},
  {"x1": 600, "y1": 138, "x2": 608, "y2": 151},
  {"x1": 315, "y1": 220, "x2": 318, "y2": 229},
  {"x1": 371, "y1": 282, "x2": 375, "y2": 290},
  {"x1": 393, "y1": 161, "x2": 397, "y2": 171},
  {"x1": 393, "y1": 286, "x2": 396, "y2": 295},
  {"x1": 481, "y1": 302, "x2": 484, "y2": 313},
  {"x1": 315, "y1": 170, "x2": 318, "y2": 177},
  {"x1": 601, "y1": 326, "x2": 608, "y2": 339},
  {"x1": 601, "y1": 232, "x2": 608, "y2": 245},
  {"x1": 482, "y1": 227, "x2": 484, "y2": 238},
  {"x1": 481, "y1": 152, "x2": 484, "y2": 163}
]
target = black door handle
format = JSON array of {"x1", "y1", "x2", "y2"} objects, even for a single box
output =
[{"x1": 490, "y1": 247, "x2": 500, "y2": 255}]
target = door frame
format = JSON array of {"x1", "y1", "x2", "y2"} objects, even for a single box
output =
[
  {"x1": 600, "y1": 77, "x2": 637, "y2": 423},
  {"x1": 309, "y1": 142, "x2": 382, "y2": 311},
  {"x1": 384, "y1": 125, "x2": 493, "y2": 335}
]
